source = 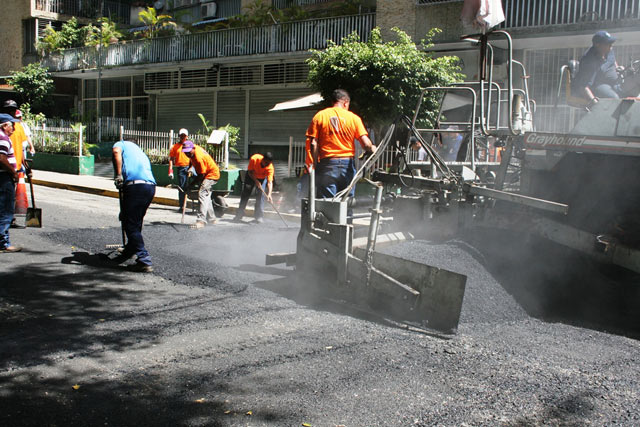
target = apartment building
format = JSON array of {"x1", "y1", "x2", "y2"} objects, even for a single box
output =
[{"x1": 7, "y1": 0, "x2": 640, "y2": 157}]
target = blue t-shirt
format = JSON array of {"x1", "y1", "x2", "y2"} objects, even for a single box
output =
[
  {"x1": 572, "y1": 47, "x2": 619, "y2": 92},
  {"x1": 113, "y1": 140, "x2": 156, "y2": 184}
]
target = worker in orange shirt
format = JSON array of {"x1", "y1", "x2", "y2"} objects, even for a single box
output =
[
  {"x1": 233, "y1": 152, "x2": 274, "y2": 224},
  {"x1": 306, "y1": 89, "x2": 375, "y2": 198},
  {"x1": 168, "y1": 128, "x2": 192, "y2": 211},
  {"x1": 2, "y1": 100, "x2": 29, "y2": 229},
  {"x1": 182, "y1": 141, "x2": 220, "y2": 228}
]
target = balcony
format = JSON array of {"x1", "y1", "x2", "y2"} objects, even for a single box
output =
[
  {"x1": 504, "y1": 0, "x2": 639, "y2": 28},
  {"x1": 41, "y1": 13, "x2": 376, "y2": 73},
  {"x1": 35, "y1": 0, "x2": 131, "y2": 24}
]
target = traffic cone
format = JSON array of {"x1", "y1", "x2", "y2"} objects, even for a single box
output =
[{"x1": 15, "y1": 171, "x2": 28, "y2": 215}]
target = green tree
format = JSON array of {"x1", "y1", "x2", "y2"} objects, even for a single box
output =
[
  {"x1": 137, "y1": 7, "x2": 177, "y2": 38},
  {"x1": 85, "y1": 17, "x2": 123, "y2": 47},
  {"x1": 36, "y1": 17, "x2": 89, "y2": 54},
  {"x1": 7, "y1": 64, "x2": 54, "y2": 112},
  {"x1": 307, "y1": 27, "x2": 463, "y2": 134}
]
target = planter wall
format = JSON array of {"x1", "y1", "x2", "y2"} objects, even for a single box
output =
[
  {"x1": 150, "y1": 164, "x2": 172, "y2": 187},
  {"x1": 32, "y1": 153, "x2": 95, "y2": 175},
  {"x1": 213, "y1": 169, "x2": 240, "y2": 193},
  {"x1": 150, "y1": 165, "x2": 239, "y2": 192}
]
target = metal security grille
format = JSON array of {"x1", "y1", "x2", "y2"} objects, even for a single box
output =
[
  {"x1": 273, "y1": 0, "x2": 335, "y2": 8},
  {"x1": 523, "y1": 44, "x2": 640, "y2": 132},
  {"x1": 263, "y1": 62, "x2": 309, "y2": 85},
  {"x1": 144, "y1": 72, "x2": 179, "y2": 91},
  {"x1": 504, "y1": 0, "x2": 640, "y2": 28},
  {"x1": 219, "y1": 65, "x2": 262, "y2": 87}
]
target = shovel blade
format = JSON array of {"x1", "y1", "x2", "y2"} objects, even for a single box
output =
[{"x1": 26, "y1": 207, "x2": 42, "y2": 228}]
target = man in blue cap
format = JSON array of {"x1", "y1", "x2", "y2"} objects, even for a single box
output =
[
  {"x1": 572, "y1": 31, "x2": 627, "y2": 105},
  {"x1": 112, "y1": 140, "x2": 156, "y2": 272},
  {"x1": 0, "y1": 114, "x2": 21, "y2": 253}
]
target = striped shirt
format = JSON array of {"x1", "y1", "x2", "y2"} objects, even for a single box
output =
[{"x1": 0, "y1": 132, "x2": 16, "y2": 173}]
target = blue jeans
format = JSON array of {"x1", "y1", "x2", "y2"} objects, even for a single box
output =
[
  {"x1": 592, "y1": 83, "x2": 621, "y2": 99},
  {"x1": 176, "y1": 166, "x2": 189, "y2": 208},
  {"x1": 237, "y1": 177, "x2": 268, "y2": 219},
  {"x1": 0, "y1": 174, "x2": 15, "y2": 249},
  {"x1": 121, "y1": 183, "x2": 155, "y2": 265},
  {"x1": 316, "y1": 157, "x2": 356, "y2": 198}
]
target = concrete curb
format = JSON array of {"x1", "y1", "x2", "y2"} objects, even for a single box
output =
[{"x1": 32, "y1": 178, "x2": 300, "y2": 223}]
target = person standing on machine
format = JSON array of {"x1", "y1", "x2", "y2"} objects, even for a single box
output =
[{"x1": 306, "y1": 89, "x2": 376, "y2": 198}]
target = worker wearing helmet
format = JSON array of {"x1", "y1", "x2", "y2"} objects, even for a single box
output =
[{"x1": 572, "y1": 31, "x2": 624, "y2": 105}]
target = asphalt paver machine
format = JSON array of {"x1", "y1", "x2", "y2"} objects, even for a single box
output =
[{"x1": 267, "y1": 30, "x2": 640, "y2": 334}]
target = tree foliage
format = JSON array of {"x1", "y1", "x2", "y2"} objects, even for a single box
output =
[
  {"x1": 307, "y1": 27, "x2": 463, "y2": 131},
  {"x1": 137, "y1": 7, "x2": 177, "y2": 38},
  {"x1": 7, "y1": 64, "x2": 54, "y2": 112},
  {"x1": 36, "y1": 17, "x2": 122, "y2": 55}
]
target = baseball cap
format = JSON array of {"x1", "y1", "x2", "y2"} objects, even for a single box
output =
[
  {"x1": 3, "y1": 100, "x2": 18, "y2": 109},
  {"x1": 181, "y1": 140, "x2": 195, "y2": 152},
  {"x1": 593, "y1": 30, "x2": 616, "y2": 44},
  {"x1": 178, "y1": 128, "x2": 189, "y2": 136},
  {"x1": 0, "y1": 113, "x2": 18, "y2": 124}
]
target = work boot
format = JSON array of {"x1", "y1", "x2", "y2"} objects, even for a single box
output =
[
  {"x1": 127, "y1": 262, "x2": 153, "y2": 273},
  {"x1": 10, "y1": 220, "x2": 25, "y2": 229},
  {"x1": 232, "y1": 215, "x2": 243, "y2": 223},
  {"x1": 190, "y1": 220, "x2": 206, "y2": 229},
  {"x1": 0, "y1": 246, "x2": 22, "y2": 253},
  {"x1": 254, "y1": 217, "x2": 264, "y2": 224}
]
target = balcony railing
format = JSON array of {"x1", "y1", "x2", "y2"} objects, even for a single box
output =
[
  {"x1": 272, "y1": 0, "x2": 335, "y2": 9},
  {"x1": 41, "y1": 13, "x2": 376, "y2": 72},
  {"x1": 504, "y1": 0, "x2": 639, "y2": 28},
  {"x1": 35, "y1": 0, "x2": 131, "y2": 24}
]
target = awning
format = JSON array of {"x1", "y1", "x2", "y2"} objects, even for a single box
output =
[{"x1": 269, "y1": 92, "x2": 324, "y2": 112}]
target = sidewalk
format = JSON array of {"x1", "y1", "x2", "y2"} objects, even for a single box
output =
[{"x1": 31, "y1": 170, "x2": 300, "y2": 222}]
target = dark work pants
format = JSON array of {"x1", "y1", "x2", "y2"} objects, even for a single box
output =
[
  {"x1": 316, "y1": 157, "x2": 356, "y2": 198},
  {"x1": 121, "y1": 183, "x2": 155, "y2": 265},
  {"x1": 176, "y1": 166, "x2": 189, "y2": 208},
  {"x1": 237, "y1": 177, "x2": 268, "y2": 219},
  {"x1": 0, "y1": 174, "x2": 15, "y2": 249}
]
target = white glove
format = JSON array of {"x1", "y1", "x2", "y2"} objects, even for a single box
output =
[{"x1": 169, "y1": 173, "x2": 174, "y2": 179}]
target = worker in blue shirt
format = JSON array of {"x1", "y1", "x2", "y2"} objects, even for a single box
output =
[
  {"x1": 572, "y1": 31, "x2": 625, "y2": 105},
  {"x1": 112, "y1": 140, "x2": 156, "y2": 272}
]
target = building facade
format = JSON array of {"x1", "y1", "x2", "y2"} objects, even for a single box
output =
[{"x1": 4, "y1": 0, "x2": 640, "y2": 157}]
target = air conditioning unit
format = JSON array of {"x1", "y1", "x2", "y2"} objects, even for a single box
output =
[{"x1": 201, "y1": 2, "x2": 217, "y2": 19}]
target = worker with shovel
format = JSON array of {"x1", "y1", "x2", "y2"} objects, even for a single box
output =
[
  {"x1": 168, "y1": 128, "x2": 192, "y2": 212},
  {"x1": 0, "y1": 114, "x2": 21, "y2": 253},
  {"x1": 112, "y1": 140, "x2": 156, "y2": 273},
  {"x1": 233, "y1": 152, "x2": 274, "y2": 224},
  {"x1": 182, "y1": 141, "x2": 220, "y2": 228}
]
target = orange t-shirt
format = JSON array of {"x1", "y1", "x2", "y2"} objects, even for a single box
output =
[
  {"x1": 190, "y1": 145, "x2": 220, "y2": 181},
  {"x1": 247, "y1": 154, "x2": 274, "y2": 182},
  {"x1": 306, "y1": 106, "x2": 368, "y2": 161},
  {"x1": 169, "y1": 142, "x2": 190, "y2": 167},
  {"x1": 10, "y1": 122, "x2": 27, "y2": 169}
]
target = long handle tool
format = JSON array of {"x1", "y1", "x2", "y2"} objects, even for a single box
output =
[
  {"x1": 25, "y1": 174, "x2": 42, "y2": 228},
  {"x1": 256, "y1": 180, "x2": 289, "y2": 228}
]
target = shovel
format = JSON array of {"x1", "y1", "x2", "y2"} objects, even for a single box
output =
[{"x1": 26, "y1": 175, "x2": 42, "y2": 228}]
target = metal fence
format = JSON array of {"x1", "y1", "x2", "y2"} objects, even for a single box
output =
[
  {"x1": 504, "y1": 0, "x2": 639, "y2": 28},
  {"x1": 286, "y1": 137, "x2": 399, "y2": 179},
  {"x1": 42, "y1": 13, "x2": 376, "y2": 72},
  {"x1": 120, "y1": 128, "x2": 229, "y2": 168},
  {"x1": 31, "y1": 123, "x2": 86, "y2": 156},
  {"x1": 272, "y1": 0, "x2": 335, "y2": 8},
  {"x1": 34, "y1": 0, "x2": 131, "y2": 24}
]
